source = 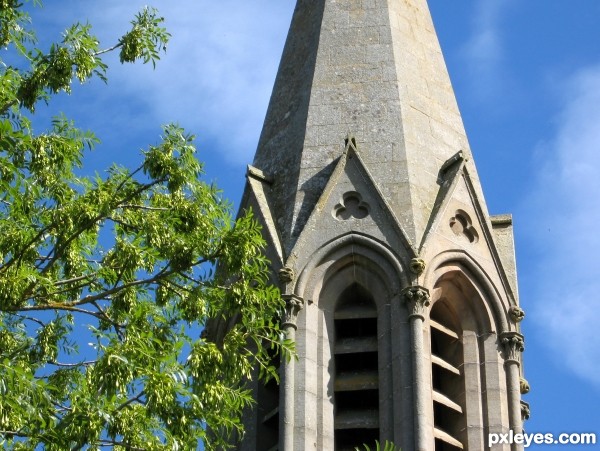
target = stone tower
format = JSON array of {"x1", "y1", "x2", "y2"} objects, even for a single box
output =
[{"x1": 236, "y1": 0, "x2": 527, "y2": 449}]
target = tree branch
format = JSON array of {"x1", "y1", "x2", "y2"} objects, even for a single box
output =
[
  {"x1": 38, "y1": 177, "x2": 165, "y2": 279},
  {"x1": 74, "y1": 266, "x2": 175, "y2": 306},
  {"x1": 47, "y1": 359, "x2": 97, "y2": 368},
  {"x1": 0, "y1": 99, "x2": 18, "y2": 116},
  {"x1": 92, "y1": 42, "x2": 122, "y2": 57},
  {"x1": 94, "y1": 440, "x2": 145, "y2": 451},
  {"x1": 54, "y1": 274, "x2": 94, "y2": 286},
  {"x1": 115, "y1": 391, "x2": 145, "y2": 412},
  {"x1": 120, "y1": 204, "x2": 170, "y2": 211},
  {"x1": 7, "y1": 304, "x2": 109, "y2": 322},
  {"x1": 0, "y1": 224, "x2": 55, "y2": 274}
]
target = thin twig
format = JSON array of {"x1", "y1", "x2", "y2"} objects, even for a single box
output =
[
  {"x1": 115, "y1": 391, "x2": 145, "y2": 412},
  {"x1": 120, "y1": 204, "x2": 170, "y2": 211},
  {"x1": 46, "y1": 359, "x2": 97, "y2": 368},
  {"x1": 92, "y1": 42, "x2": 122, "y2": 57}
]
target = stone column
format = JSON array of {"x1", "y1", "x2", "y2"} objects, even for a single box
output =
[
  {"x1": 402, "y1": 285, "x2": 431, "y2": 451},
  {"x1": 279, "y1": 264, "x2": 304, "y2": 451},
  {"x1": 281, "y1": 294, "x2": 303, "y2": 451},
  {"x1": 501, "y1": 332, "x2": 525, "y2": 450}
]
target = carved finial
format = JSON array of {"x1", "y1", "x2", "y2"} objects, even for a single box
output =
[
  {"x1": 401, "y1": 286, "x2": 431, "y2": 320},
  {"x1": 282, "y1": 295, "x2": 304, "y2": 330},
  {"x1": 521, "y1": 400, "x2": 531, "y2": 421},
  {"x1": 501, "y1": 332, "x2": 525, "y2": 363},
  {"x1": 520, "y1": 377, "x2": 530, "y2": 394},
  {"x1": 345, "y1": 133, "x2": 357, "y2": 151},
  {"x1": 509, "y1": 306, "x2": 525, "y2": 323},
  {"x1": 410, "y1": 258, "x2": 426, "y2": 275}
]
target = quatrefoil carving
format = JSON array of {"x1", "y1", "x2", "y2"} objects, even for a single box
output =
[
  {"x1": 334, "y1": 191, "x2": 369, "y2": 220},
  {"x1": 449, "y1": 209, "x2": 479, "y2": 243}
]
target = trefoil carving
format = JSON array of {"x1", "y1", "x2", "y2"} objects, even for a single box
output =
[
  {"x1": 449, "y1": 209, "x2": 479, "y2": 243},
  {"x1": 334, "y1": 191, "x2": 369, "y2": 220}
]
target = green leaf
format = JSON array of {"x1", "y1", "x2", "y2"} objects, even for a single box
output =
[{"x1": 0, "y1": 2, "x2": 285, "y2": 449}]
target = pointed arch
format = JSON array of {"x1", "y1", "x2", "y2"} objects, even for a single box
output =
[
  {"x1": 423, "y1": 250, "x2": 511, "y2": 334},
  {"x1": 424, "y1": 250, "x2": 513, "y2": 449},
  {"x1": 294, "y1": 231, "x2": 408, "y2": 299},
  {"x1": 288, "y1": 232, "x2": 410, "y2": 449}
]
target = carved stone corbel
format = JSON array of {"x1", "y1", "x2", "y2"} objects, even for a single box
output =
[
  {"x1": 278, "y1": 266, "x2": 295, "y2": 293},
  {"x1": 521, "y1": 400, "x2": 531, "y2": 421},
  {"x1": 401, "y1": 285, "x2": 431, "y2": 320},
  {"x1": 509, "y1": 306, "x2": 525, "y2": 323},
  {"x1": 409, "y1": 257, "x2": 426, "y2": 275},
  {"x1": 520, "y1": 377, "x2": 530, "y2": 394},
  {"x1": 501, "y1": 331, "x2": 525, "y2": 363}
]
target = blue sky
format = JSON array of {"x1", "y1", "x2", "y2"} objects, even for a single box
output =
[{"x1": 27, "y1": 0, "x2": 600, "y2": 447}]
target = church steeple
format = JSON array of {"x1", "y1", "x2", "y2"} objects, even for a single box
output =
[
  {"x1": 252, "y1": 0, "x2": 485, "y2": 253},
  {"x1": 236, "y1": 0, "x2": 526, "y2": 450}
]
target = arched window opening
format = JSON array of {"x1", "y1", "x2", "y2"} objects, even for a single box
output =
[
  {"x1": 430, "y1": 302, "x2": 467, "y2": 450},
  {"x1": 333, "y1": 283, "x2": 379, "y2": 450}
]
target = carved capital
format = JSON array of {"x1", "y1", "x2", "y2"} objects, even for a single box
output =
[
  {"x1": 401, "y1": 286, "x2": 431, "y2": 320},
  {"x1": 520, "y1": 377, "x2": 530, "y2": 394},
  {"x1": 282, "y1": 294, "x2": 304, "y2": 330},
  {"x1": 410, "y1": 258, "x2": 426, "y2": 275},
  {"x1": 509, "y1": 306, "x2": 525, "y2": 323},
  {"x1": 521, "y1": 400, "x2": 531, "y2": 421},
  {"x1": 501, "y1": 332, "x2": 525, "y2": 363}
]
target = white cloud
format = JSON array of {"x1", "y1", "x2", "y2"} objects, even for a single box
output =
[
  {"x1": 461, "y1": 0, "x2": 514, "y2": 101},
  {"x1": 108, "y1": 1, "x2": 294, "y2": 164},
  {"x1": 524, "y1": 65, "x2": 600, "y2": 387},
  {"x1": 31, "y1": 0, "x2": 295, "y2": 165}
]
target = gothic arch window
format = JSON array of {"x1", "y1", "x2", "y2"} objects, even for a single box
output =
[
  {"x1": 291, "y1": 239, "x2": 404, "y2": 450},
  {"x1": 333, "y1": 283, "x2": 379, "y2": 450},
  {"x1": 426, "y1": 266, "x2": 499, "y2": 451},
  {"x1": 430, "y1": 300, "x2": 467, "y2": 450}
]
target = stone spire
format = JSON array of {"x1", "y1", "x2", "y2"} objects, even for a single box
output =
[
  {"x1": 236, "y1": 1, "x2": 525, "y2": 449},
  {"x1": 252, "y1": 0, "x2": 486, "y2": 254}
]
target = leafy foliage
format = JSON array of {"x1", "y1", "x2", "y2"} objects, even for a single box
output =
[
  {"x1": 0, "y1": 1, "x2": 288, "y2": 449},
  {"x1": 356, "y1": 441, "x2": 400, "y2": 451}
]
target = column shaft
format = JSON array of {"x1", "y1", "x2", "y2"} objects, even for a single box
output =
[
  {"x1": 410, "y1": 316, "x2": 428, "y2": 451},
  {"x1": 401, "y1": 285, "x2": 431, "y2": 451},
  {"x1": 506, "y1": 361, "x2": 523, "y2": 451},
  {"x1": 281, "y1": 325, "x2": 296, "y2": 451},
  {"x1": 501, "y1": 332, "x2": 525, "y2": 451}
]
